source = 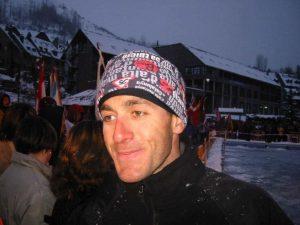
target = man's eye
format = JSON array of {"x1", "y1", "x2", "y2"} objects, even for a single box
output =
[
  {"x1": 101, "y1": 115, "x2": 116, "y2": 122},
  {"x1": 132, "y1": 111, "x2": 144, "y2": 117}
]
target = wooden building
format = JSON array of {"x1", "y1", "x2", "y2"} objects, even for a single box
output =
[
  {"x1": 0, "y1": 25, "x2": 64, "y2": 96},
  {"x1": 62, "y1": 29, "x2": 155, "y2": 93},
  {"x1": 155, "y1": 43, "x2": 281, "y2": 115}
]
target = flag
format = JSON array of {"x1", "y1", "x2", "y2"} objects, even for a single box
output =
[
  {"x1": 199, "y1": 96, "x2": 206, "y2": 125},
  {"x1": 35, "y1": 60, "x2": 46, "y2": 112},
  {"x1": 95, "y1": 43, "x2": 106, "y2": 120},
  {"x1": 50, "y1": 66, "x2": 62, "y2": 106},
  {"x1": 227, "y1": 113, "x2": 233, "y2": 131},
  {"x1": 216, "y1": 108, "x2": 221, "y2": 122}
]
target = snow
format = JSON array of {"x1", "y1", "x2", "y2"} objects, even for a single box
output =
[
  {"x1": 279, "y1": 73, "x2": 300, "y2": 88},
  {"x1": 222, "y1": 142, "x2": 300, "y2": 225},
  {"x1": 206, "y1": 137, "x2": 223, "y2": 172},
  {"x1": 2, "y1": 91, "x2": 35, "y2": 105},
  {"x1": 0, "y1": 73, "x2": 15, "y2": 81},
  {"x1": 187, "y1": 46, "x2": 279, "y2": 86},
  {"x1": 83, "y1": 29, "x2": 156, "y2": 56},
  {"x1": 293, "y1": 96, "x2": 300, "y2": 100},
  {"x1": 246, "y1": 114, "x2": 284, "y2": 119},
  {"x1": 218, "y1": 107, "x2": 244, "y2": 113},
  {"x1": 0, "y1": 26, "x2": 63, "y2": 59},
  {"x1": 62, "y1": 89, "x2": 96, "y2": 106}
]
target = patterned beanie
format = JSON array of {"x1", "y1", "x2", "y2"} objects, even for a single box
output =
[{"x1": 96, "y1": 50, "x2": 187, "y2": 125}]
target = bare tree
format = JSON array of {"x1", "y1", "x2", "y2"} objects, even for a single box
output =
[{"x1": 255, "y1": 54, "x2": 268, "y2": 72}]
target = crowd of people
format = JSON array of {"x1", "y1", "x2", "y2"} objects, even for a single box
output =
[{"x1": 0, "y1": 50, "x2": 295, "y2": 225}]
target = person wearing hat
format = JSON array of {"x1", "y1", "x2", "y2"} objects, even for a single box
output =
[{"x1": 95, "y1": 51, "x2": 293, "y2": 225}]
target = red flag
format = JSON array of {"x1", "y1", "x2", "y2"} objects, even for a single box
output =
[
  {"x1": 50, "y1": 66, "x2": 62, "y2": 106},
  {"x1": 216, "y1": 108, "x2": 221, "y2": 122},
  {"x1": 35, "y1": 60, "x2": 46, "y2": 112}
]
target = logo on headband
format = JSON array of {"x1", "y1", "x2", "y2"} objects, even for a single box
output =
[
  {"x1": 112, "y1": 77, "x2": 134, "y2": 89},
  {"x1": 134, "y1": 60, "x2": 159, "y2": 74}
]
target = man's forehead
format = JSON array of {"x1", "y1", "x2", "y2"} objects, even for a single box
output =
[{"x1": 100, "y1": 95, "x2": 153, "y2": 110}]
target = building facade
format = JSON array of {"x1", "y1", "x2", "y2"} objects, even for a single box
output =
[
  {"x1": 62, "y1": 29, "x2": 155, "y2": 93},
  {"x1": 155, "y1": 43, "x2": 281, "y2": 115}
]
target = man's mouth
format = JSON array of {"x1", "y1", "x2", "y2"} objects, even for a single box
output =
[{"x1": 117, "y1": 149, "x2": 143, "y2": 160}]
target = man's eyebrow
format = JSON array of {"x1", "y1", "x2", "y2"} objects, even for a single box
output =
[
  {"x1": 100, "y1": 104, "x2": 113, "y2": 111},
  {"x1": 125, "y1": 99, "x2": 148, "y2": 107},
  {"x1": 100, "y1": 98, "x2": 150, "y2": 111}
]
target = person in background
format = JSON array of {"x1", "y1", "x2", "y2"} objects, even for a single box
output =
[
  {"x1": 49, "y1": 121, "x2": 112, "y2": 225},
  {"x1": 0, "y1": 103, "x2": 36, "y2": 175},
  {"x1": 0, "y1": 116, "x2": 57, "y2": 225},
  {"x1": 0, "y1": 93, "x2": 11, "y2": 127},
  {"x1": 38, "y1": 96, "x2": 64, "y2": 165},
  {"x1": 96, "y1": 50, "x2": 293, "y2": 225},
  {"x1": 64, "y1": 104, "x2": 85, "y2": 134}
]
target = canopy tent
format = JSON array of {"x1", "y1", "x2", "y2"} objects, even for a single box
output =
[{"x1": 62, "y1": 89, "x2": 96, "y2": 106}]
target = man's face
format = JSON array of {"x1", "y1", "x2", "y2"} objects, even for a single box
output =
[
  {"x1": 2, "y1": 96, "x2": 10, "y2": 107},
  {"x1": 100, "y1": 95, "x2": 183, "y2": 183}
]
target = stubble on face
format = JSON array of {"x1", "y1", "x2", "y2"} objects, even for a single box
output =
[{"x1": 101, "y1": 95, "x2": 181, "y2": 183}]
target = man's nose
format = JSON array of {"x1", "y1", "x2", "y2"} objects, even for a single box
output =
[{"x1": 113, "y1": 117, "x2": 133, "y2": 143}]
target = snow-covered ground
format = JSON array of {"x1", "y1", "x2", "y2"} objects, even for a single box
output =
[
  {"x1": 206, "y1": 137, "x2": 223, "y2": 172},
  {"x1": 207, "y1": 138, "x2": 300, "y2": 225}
]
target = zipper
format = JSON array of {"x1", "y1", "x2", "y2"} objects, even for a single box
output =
[{"x1": 138, "y1": 183, "x2": 158, "y2": 225}]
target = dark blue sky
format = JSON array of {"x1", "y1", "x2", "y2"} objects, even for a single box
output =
[{"x1": 59, "y1": 0, "x2": 300, "y2": 71}]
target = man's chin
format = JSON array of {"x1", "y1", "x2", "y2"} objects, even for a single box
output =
[{"x1": 117, "y1": 169, "x2": 147, "y2": 183}]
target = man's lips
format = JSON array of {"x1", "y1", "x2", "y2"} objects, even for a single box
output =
[{"x1": 116, "y1": 149, "x2": 143, "y2": 160}]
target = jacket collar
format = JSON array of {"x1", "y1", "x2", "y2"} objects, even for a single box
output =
[{"x1": 12, "y1": 151, "x2": 52, "y2": 179}]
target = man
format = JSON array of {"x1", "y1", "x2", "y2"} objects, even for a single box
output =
[
  {"x1": 0, "y1": 116, "x2": 57, "y2": 225},
  {"x1": 96, "y1": 51, "x2": 293, "y2": 225},
  {"x1": 0, "y1": 93, "x2": 11, "y2": 127}
]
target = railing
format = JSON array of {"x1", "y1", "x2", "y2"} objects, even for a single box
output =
[
  {"x1": 196, "y1": 130, "x2": 300, "y2": 165},
  {"x1": 215, "y1": 131, "x2": 300, "y2": 143},
  {"x1": 197, "y1": 131, "x2": 215, "y2": 165}
]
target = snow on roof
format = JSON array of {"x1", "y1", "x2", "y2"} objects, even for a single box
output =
[
  {"x1": 218, "y1": 107, "x2": 244, "y2": 113},
  {"x1": 0, "y1": 26, "x2": 62, "y2": 59},
  {"x1": 83, "y1": 29, "x2": 155, "y2": 56},
  {"x1": 0, "y1": 73, "x2": 15, "y2": 81},
  {"x1": 278, "y1": 73, "x2": 300, "y2": 88},
  {"x1": 292, "y1": 95, "x2": 300, "y2": 101},
  {"x1": 187, "y1": 46, "x2": 279, "y2": 86},
  {"x1": 2, "y1": 91, "x2": 35, "y2": 105},
  {"x1": 62, "y1": 89, "x2": 96, "y2": 106},
  {"x1": 30, "y1": 35, "x2": 62, "y2": 59}
]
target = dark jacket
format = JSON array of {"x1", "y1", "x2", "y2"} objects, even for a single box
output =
[
  {"x1": 48, "y1": 173, "x2": 117, "y2": 225},
  {"x1": 100, "y1": 148, "x2": 294, "y2": 225}
]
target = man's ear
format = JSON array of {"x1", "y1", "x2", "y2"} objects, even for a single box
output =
[{"x1": 171, "y1": 115, "x2": 185, "y2": 134}]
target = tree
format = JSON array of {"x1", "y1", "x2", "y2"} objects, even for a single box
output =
[
  {"x1": 296, "y1": 65, "x2": 300, "y2": 79},
  {"x1": 255, "y1": 54, "x2": 268, "y2": 72},
  {"x1": 280, "y1": 66, "x2": 294, "y2": 74}
]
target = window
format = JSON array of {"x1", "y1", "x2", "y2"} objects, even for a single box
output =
[
  {"x1": 247, "y1": 89, "x2": 252, "y2": 98},
  {"x1": 194, "y1": 79, "x2": 203, "y2": 89},
  {"x1": 224, "y1": 84, "x2": 230, "y2": 95},
  {"x1": 185, "y1": 78, "x2": 192, "y2": 87},
  {"x1": 253, "y1": 91, "x2": 258, "y2": 99},
  {"x1": 215, "y1": 82, "x2": 222, "y2": 94},
  {"x1": 240, "y1": 88, "x2": 245, "y2": 97},
  {"x1": 232, "y1": 86, "x2": 238, "y2": 96}
]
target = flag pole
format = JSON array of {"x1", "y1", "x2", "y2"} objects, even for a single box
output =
[{"x1": 95, "y1": 43, "x2": 105, "y2": 120}]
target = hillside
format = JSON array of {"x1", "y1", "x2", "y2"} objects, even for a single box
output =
[{"x1": 0, "y1": 0, "x2": 120, "y2": 43}]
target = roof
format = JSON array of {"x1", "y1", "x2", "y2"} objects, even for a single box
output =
[
  {"x1": 278, "y1": 73, "x2": 300, "y2": 88},
  {"x1": 62, "y1": 89, "x2": 96, "y2": 106},
  {"x1": 187, "y1": 46, "x2": 279, "y2": 86},
  {"x1": 0, "y1": 25, "x2": 63, "y2": 59},
  {"x1": 0, "y1": 73, "x2": 15, "y2": 81},
  {"x1": 82, "y1": 29, "x2": 155, "y2": 56},
  {"x1": 218, "y1": 107, "x2": 244, "y2": 113}
]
